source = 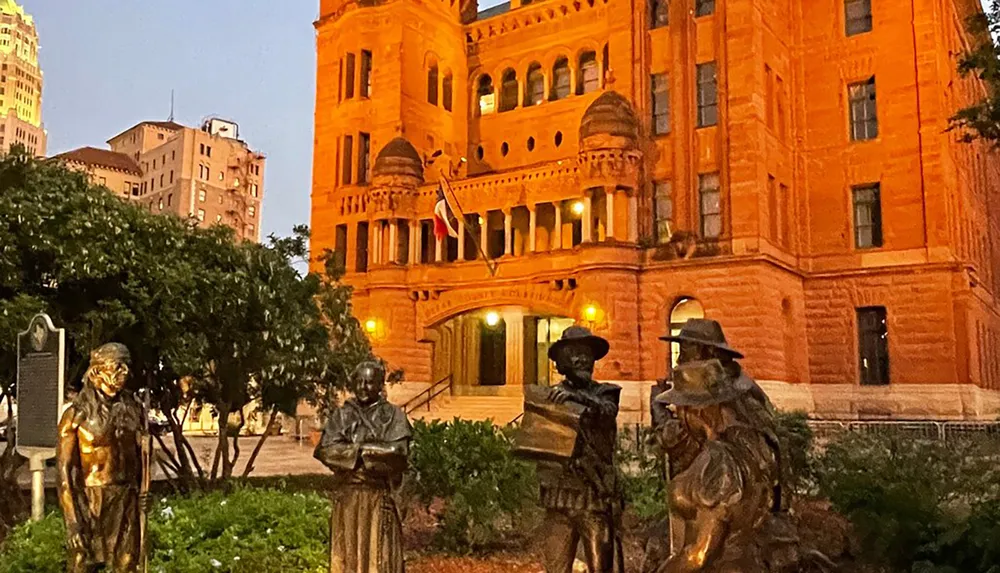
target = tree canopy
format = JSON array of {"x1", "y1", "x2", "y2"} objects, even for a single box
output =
[
  {"x1": 0, "y1": 148, "x2": 378, "y2": 507},
  {"x1": 951, "y1": 1, "x2": 1000, "y2": 145}
]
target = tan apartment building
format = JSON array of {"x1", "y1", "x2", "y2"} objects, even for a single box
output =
[
  {"x1": 0, "y1": 0, "x2": 44, "y2": 156},
  {"x1": 55, "y1": 118, "x2": 265, "y2": 242}
]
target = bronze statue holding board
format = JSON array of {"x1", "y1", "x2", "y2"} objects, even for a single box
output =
[
  {"x1": 314, "y1": 361, "x2": 412, "y2": 573},
  {"x1": 515, "y1": 326, "x2": 624, "y2": 573}
]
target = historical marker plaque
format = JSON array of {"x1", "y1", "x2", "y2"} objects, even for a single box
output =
[{"x1": 15, "y1": 313, "x2": 64, "y2": 457}]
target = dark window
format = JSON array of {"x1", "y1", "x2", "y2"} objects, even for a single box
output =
[
  {"x1": 579, "y1": 52, "x2": 600, "y2": 94},
  {"x1": 652, "y1": 73, "x2": 670, "y2": 135},
  {"x1": 338, "y1": 57, "x2": 344, "y2": 101},
  {"x1": 357, "y1": 133, "x2": 371, "y2": 185},
  {"x1": 360, "y1": 50, "x2": 372, "y2": 97},
  {"x1": 355, "y1": 222, "x2": 368, "y2": 272},
  {"x1": 654, "y1": 181, "x2": 673, "y2": 243},
  {"x1": 420, "y1": 220, "x2": 435, "y2": 263},
  {"x1": 344, "y1": 53, "x2": 356, "y2": 99},
  {"x1": 845, "y1": 0, "x2": 873, "y2": 36},
  {"x1": 695, "y1": 0, "x2": 714, "y2": 16},
  {"x1": 442, "y1": 73, "x2": 453, "y2": 111},
  {"x1": 526, "y1": 63, "x2": 544, "y2": 106},
  {"x1": 857, "y1": 307, "x2": 889, "y2": 386},
  {"x1": 500, "y1": 69, "x2": 518, "y2": 112},
  {"x1": 478, "y1": 74, "x2": 495, "y2": 115},
  {"x1": 463, "y1": 214, "x2": 481, "y2": 261},
  {"x1": 396, "y1": 221, "x2": 410, "y2": 265},
  {"x1": 427, "y1": 65, "x2": 439, "y2": 105},
  {"x1": 342, "y1": 135, "x2": 354, "y2": 184},
  {"x1": 334, "y1": 224, "x2": 348, "y2": 270},
  {"x1": 699, "y1": 173, "x2": 721, "y2": 238},
  {"x1": 852, "y1": 183, "x2": 883, "y2": 248},
  {"x1": 848, "y1": 77, "x2": 878, "y2": 141},
  {"x1": 479, "y1": 316, "x2": 507, "y2": 386},
  {"x1": 551, "y1": 58, "x2": 571, "y2": 100},
  {"x1": 650, "y1": 0, "x2": 668, "y2": 28},
  {"x1": 696, "y1": 62, "x2": 718, "y2": 128}
]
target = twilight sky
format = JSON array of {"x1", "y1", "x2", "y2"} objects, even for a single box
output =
[{"x1": 23, "y1": 0, "x2": 990, "y2": 240}]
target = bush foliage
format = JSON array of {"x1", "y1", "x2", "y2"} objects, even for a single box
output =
[
  {"x1": 404, "y1": 418, "x2": 538, "y2": 553},
  {"x1": 0, "y1": 488, "x2": 330, "y2": 573},
  {"x1": 816, "y1": 430, "x2": 1000, "y2": 573}
]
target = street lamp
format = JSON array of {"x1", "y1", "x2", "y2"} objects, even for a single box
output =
[{"x1": 485, "y1": 311, "x2": 501, "y2": 327}]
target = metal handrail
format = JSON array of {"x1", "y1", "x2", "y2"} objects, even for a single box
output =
[{"x1": 403, "y1": 374, "x2": 453, "y2": 414}]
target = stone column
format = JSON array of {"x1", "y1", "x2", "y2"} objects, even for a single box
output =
[
  {"x1": 528, "y1": 206, "x2": 537, "y2": 252},
  {"x1": 628, "y1": 193, "x2": 638, "y2": 242},
  {"x1": 504, "y1": 309, "x2": 524, "y2": 386},
  {"x1": 480, "y1": 214, "x2": 488, "y2": 258},
  {"x1": 388, "y1": 219, "x2": 398, "y2": 263},
  {"x1": 409, "y1": 220, "x2": 419, "y2": 263},
  {"x1": 554, "y1": 202, "x2": 563, "y2": 250},
  {"x1": 370, "y1": 221, "x2": 380, "y2": 265},
  {"x1": 503, "y1": 210, "x2": 513, "y2": 256},
  {"x1": 582, "y1": 194, "x2": 593, "y2": 243},
  {"x1": 606, "y1": 190, "x2": 615, "y2": 240}
]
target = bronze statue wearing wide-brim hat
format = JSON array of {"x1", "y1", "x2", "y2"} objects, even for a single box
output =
[
  {"x1": 660, "y1": 318, "x2": 744, "y2": 359},
  {"x1": 548, "y1": 325, "x2": 610, "y2": 361},
  {"x1": 655, "y1": 359, "x2": 756, "y2": 407}
]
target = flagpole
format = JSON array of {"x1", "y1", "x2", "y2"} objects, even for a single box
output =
[{"x1": 438, "y1": 174, "x2": 499, "y2": 277}]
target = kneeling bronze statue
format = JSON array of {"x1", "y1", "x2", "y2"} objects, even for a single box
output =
[
  {"x1": 314, "y1": 361, "x2": 411, "y2": 573},
  {"x1": 648, "y1": 319, "x2": 833, "y2": 572}
]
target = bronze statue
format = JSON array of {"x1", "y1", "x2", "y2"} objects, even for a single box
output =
[
  {"x1": 314, "y1": 361, "x2": 411, "y2": 573},
  {"x1": 514, "y1": 326, "x2": 624, "y2": 573},
  {"x1": 57, "y1": 343, "x2": 149, "y2": 573},
  {"x1": 647, "y1": 319, "x2": 786, "y2": 572}
]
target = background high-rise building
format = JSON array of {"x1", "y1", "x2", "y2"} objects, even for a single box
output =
[
  {"x1": 0, "y1": 0, "x2": 44, "y2": 156},
  {"x1": 54, "y1": 118, "x2": 265, "y2": 242},
  {"x1": 311, "y1": 0, "x2": 1000, "y2": 421}
]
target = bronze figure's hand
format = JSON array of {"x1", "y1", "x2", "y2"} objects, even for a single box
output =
[{"x1": 548, "y1": 386, "x2": 572, "y2": 404}]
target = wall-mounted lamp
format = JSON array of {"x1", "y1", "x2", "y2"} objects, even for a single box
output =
[
  {"x1": 571, "y1": 201, "x2": 585, "y2": 216},
  {"x1": 364, "y1": 319, "x2": 378, "y2": 333},
  {"x1": 485, "y1": 311, "x2": 501, "y2": 327},
  {"x1": 583, "y1": 304, "x2": 599, "y2": 322}
]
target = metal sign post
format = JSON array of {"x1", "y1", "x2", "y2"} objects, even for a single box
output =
[{"x1": 15, "y1": 313, "x2": 65, "y2": 521}]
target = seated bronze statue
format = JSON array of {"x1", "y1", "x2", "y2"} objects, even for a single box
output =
[
  {"x1": 57, "y1": 343, "x2": 149, "y2": 573},
  {"x1": 314, "y1": 361, "x2": 411, "y2": 573}
]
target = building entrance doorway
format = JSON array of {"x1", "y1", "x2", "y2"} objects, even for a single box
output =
[{"x1": 431, "y1": 307, "x2": 574, "y2": 393}]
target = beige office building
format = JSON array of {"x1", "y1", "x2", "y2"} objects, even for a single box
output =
[
  {"x1": 55, "y1": 118, "x2": 265, "y2": 242},
  {"x1": 0, "y1": 0, "x2": 44, "y2": 156}
]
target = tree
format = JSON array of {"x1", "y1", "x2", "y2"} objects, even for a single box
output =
[
  {"x1": 0, "y1": 150, "x2": 378, "y2": 510},
  {"x1": 950, "y1": 2, "x2": 1000, "y2": 145}
]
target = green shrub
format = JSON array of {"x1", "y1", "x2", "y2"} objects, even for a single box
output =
[
  {"x1": 774, "y1": 410, "x2": 814, "y2": 495},
  {"x1": 617, "y1": 425, "x2": 668, "y2": 523},
  {"x1": 815, "y1": 430, "x2": 1000, "y2": 573},
  {"x1": 405, "y1": 418, "x2": 537, "y2": 553},
  {"x1": 0, "y1": 487, "x2": 330, "y2": 573}
]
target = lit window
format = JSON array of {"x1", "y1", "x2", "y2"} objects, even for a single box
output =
[
  {"x1": 654, "y1": 181, "x2": 673, "y2": 243},
  {"x1": 216, "y1": 214, "x2": 222, "y2": 222},
  {"x1": 197, "y1": 209, "x2": 205, "y2": 221},
  {"x1": 198, "y1": 189, "x2": 206, "y2": 202},
  {"x1": 158, "y1": 199, "x2": 163, "y2": 210},
  {"x1": 669, "y1": 298, "x2": 704, "y2": 368},
  {"x1": 249, "y1": 205, "x2": 256, "y2": 217},
  {"x1": 477, "y1": 75, "x2": 495, "y2": 115},
  {"x1": 848, "y1": 77, "x2": 878, "y2": 141},
  {"x1": 852, "y1": 183, "x2": 882, "y2": 248},
  {"x1": 699, "y1": 173, "x2": 721, "y2": 238},
  {"x1": 251, "y1": 184, "x2": 259, "y2": 197}
]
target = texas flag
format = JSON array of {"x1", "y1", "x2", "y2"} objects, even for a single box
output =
[{"x1": 433, "y1": 185, "x2": 459, "y2": 241}]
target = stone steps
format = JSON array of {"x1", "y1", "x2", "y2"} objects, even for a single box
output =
[{"x1": 408, "y1": 395, "x2": 524, "y2": 425}]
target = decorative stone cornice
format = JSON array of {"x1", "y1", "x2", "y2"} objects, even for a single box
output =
[{"x1": 577, "y1": 148, "x2": 642, "y2": 191}]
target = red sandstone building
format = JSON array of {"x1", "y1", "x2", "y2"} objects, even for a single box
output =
[{"x1": 310, "y1": 0, "x2": 1000, "y2": 421}]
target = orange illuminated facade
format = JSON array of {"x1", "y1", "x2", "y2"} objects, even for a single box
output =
[{"x1": 311, "y1": 0, "x2": 1000, "y2": 421}]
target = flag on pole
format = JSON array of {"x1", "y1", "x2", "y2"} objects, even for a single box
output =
[{"x1": 433, "y1": 185, "x2": 459, "y2": 240}]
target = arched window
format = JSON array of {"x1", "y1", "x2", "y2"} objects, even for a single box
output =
[
  {"x1": 668, "y1": 297, "x2": 704, "y2": 368},
  {"x1": 500, "y1": 68, "x2": 518, "y2": 112},
  {"x1": 578, "y1": 51, "x2": 599, "y2": 95},
  {"x1": 477, "y1": 74, "x2": 495, "y2": 115},
  {"x1": 427, "y1": 65, "x2": 439, "y2": 105},
  {"x1": 551, "y1": 57, "x2": 571, "y2": 100},
  {"x1": 526, "y1": 63, "x2": 544, "y2": 106},
  {"x1": 442, "y1": 73, "x2": 453, "y2": 112}
]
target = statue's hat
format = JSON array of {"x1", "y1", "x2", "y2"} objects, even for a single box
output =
[
  {"x1": 659, "y1": 319, "x2": 743, "y2": 359},
  {"x1": 548, "y1": 325, "x2": 609, "y2": 361}
]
